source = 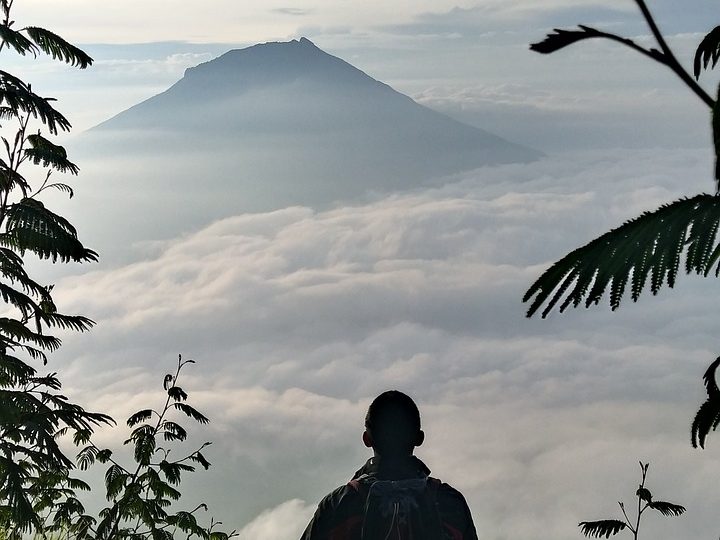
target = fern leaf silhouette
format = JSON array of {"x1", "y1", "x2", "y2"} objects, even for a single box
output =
[{"x1": 691, "y1": 357, "x2": 720, "y2": 448}]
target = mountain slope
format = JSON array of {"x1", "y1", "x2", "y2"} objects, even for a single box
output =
[{"x1": 72, "y1": 39, "x2": 541, "y2": 256}]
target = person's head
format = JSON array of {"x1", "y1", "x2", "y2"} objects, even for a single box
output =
[{"x1": 363, "y1": 390, "x2": 424, "y2": 457}]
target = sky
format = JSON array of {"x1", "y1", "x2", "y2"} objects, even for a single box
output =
[{"x1": 5, "y1": 1, "x2": 720, "y2": 539}]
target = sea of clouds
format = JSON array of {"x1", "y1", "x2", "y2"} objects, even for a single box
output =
[{"x1": 43, "y1": 147, "x2": 720, "y2": 539}]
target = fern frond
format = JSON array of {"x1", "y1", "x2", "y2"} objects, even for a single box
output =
[
  {"x1": 578, "y1": 519, "x2": 626, "y2": 538},
  {"x1": 704, "y1": 357, "x2": 720, "y2": 396},
  {"x1": 0, "y1": 105, "x2": 15, "y2": 121},
  {"x1": 24, "y1": 134, "x2": 78, "y2": 174},
  {"x1": 127, "y1": 409, "x2": 153, "y2": 428},
  {"x1": 692, "y1": 357, "x2": 720, "y2": 448},
  {"x1": 23, "y1": 27, "x2": 92, "y2": 68},
  {"x1": 530, "y1": 26, "x2": 606, "y2": 54},
  {"x1": 189, "y1": 451, "x2": 211, "y2": 470},
  {"x1": 40, "y1": 182, "x2": 73, "y2": 198},
  {"x1": 648, "y1": 501, "x2": 686, "y2": 516},
  {"x1": 173, "y1": 402, "x2": 210, "y2": 424},
  {"x1": 0, "y1": 341, "x2": 48, "y2": 363},
  {"x1": 694, "y1": 26, "x2": 720, "y2": 79},
  {"x1": 0, "y1": 250, "x2": 49, "y2": 299},
  {"x1": 0, "y1": 281, "x2": 37, "y2": 311},
  {"x1": 3, "y1": 198, "x2": 97, "y2": 262},
  {"x1": 161, "y1": 421, "x2": 187, "y2": 442},
  {"x1": 0, "y1": 163, "x2": 31, "y2": 196},
  {"x1": 36, "y1": 312, "x2": 94, "y2": 332},
  {"x1": 0, "y1": 24, "x2": 37, "y2": 57},
  {"x1": 524, "y1": 194, "x2": 720, "y2": 317},
  {"x1": 0, "y1": 317, "x2": 61, "y2": 351},
  {"x1": 0, "y1": 70, "x2": 71, "y2": 134}
]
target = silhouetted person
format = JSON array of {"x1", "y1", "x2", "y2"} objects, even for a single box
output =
[{"x1": 301, "y1": 390, "x2": 478, "y2": 539}]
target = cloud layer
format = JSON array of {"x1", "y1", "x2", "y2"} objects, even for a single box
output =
[{"x1": 42, "y1": 147, "x2": 720, "y2": 538}]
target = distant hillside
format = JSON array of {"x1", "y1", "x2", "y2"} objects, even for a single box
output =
[{"x1": 71, "y1": 38, "x2": 542, "y2": 257}]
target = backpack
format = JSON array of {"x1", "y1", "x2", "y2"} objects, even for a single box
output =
[{"x1": 350, "y1": 475, "x2": 444, "y2": 540}]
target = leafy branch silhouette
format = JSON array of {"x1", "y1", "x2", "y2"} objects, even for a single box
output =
[
  {"x1": 526, "y1": 0, "x2": 720, "y2": 461},
  {"x1": 579, "y1": 462, "x2": 684, "y2": 540},
  {"x1": 0, "y1": 2, "x2": 235, "y2": 537},
  {"x1": 77, "y1": 355, "x2": 236, "y2": 540},
  {"x1": 524, "y1": 0, "x2": 720, "y2": 318},
  {"x1": 0, "y1": 0, "x2": 116, "y2": 534}
]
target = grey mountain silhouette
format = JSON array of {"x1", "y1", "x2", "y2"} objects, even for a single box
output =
[{"x1": 73, "y1": 38, "x2": 541, "y2": 257}]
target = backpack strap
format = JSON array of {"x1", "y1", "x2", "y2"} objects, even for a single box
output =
[
  {"x1": 427, "y1": 478, "x2": 467, "y2": 540},
  {"x1": 329, "y1": 476, "x2": 374, "y2": 540}
]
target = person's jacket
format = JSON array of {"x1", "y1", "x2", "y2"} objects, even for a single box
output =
[{"x1": 300, "y1": 455, "x2": 479, "y2": 539}]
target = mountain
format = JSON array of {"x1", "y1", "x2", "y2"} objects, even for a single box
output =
[{"x1": 71, "y1": 38, "x2": 541, "y2": 258}]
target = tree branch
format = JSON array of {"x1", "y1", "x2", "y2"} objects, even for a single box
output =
[{"x1": 634, "y1": 0, "x2": 714, "y2": 107}]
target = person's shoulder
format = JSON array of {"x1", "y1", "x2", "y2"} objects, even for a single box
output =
[
  {"x1": 316, "y1": 480, "x2": 365, "y2": 514},
  {"x1": 430, "y1": 478, "x2": 479, "y2": 540},
  {"x1": 431, "y1": 477, "x2": 473, "y2": 515},
  {"x1": 301, "y1": 483, "x2": 366, "y2": 540},
  {"x1": 433, "y1": 478, "x2": 470, "y2": 501}
]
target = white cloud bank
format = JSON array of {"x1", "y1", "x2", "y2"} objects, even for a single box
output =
[
  {"x1": 235, "y1": 499, "x2": 315, "y2": 540},
  {"x1": 46, "y1": 148, "x2": 720, "y2": 538}
]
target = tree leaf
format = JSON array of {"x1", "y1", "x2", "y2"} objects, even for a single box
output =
[
  {"x1": 0, "y1": 24, "x2": 37, "y2": 57},
  {"x1": 23, "y1": 27, "x2": 92, "y2": 68},
  {"x1": 578, "y1": 520, "x2": 627, "y2": 538},
  {"x1": 127, "y1": 424, "x2": 157, "y2": 465},
  {"x1": 96, "y1": 448, "x2": 113, "y2": 463},
  {"x1": 3, "y1": 198, "x2": 98, "y2": 263},
  {"x1": 0, "y1": 163, "x2": 31, "y2": 195},
  {"x1": 691, "y1": 357, "x2": 720, "y2": 448},
  {"x1": 524, "y1": 195, "x2": 720, "y2": 317},
  {"x1": 24, "y1": 133, "x2": 79, "y2": 174},
  {"x1": 649, "y1": 500, "x2": 686, "y2": 516},
  {"x1": 41, "y1": 182, "x2": 74, "y2": 198},
  {"x1": 190, "y1": 451, "x2": 211, "y2": 470},
  {"x1": 167, "y1": 385, "x2": 188, "y2": 401},
  {"x1": 158, "y1": 460, "x2": 194, "y2": 485},
  {"x1": 76, "y1": 445, "x2": 98, "y2": 471},
  {"x1": 0, "y1": 70, "x2": 71, "y2": 134},
  {"x1": 160, "y1": 420, "x2": 187, "y2": 442},
  {"x1": 104, "y1": 464, "x2": 128, "y2": 500},
  {"x1": 636, "y1": 487, "x2": 652, "y2": 502},
  {"x1": 173, "y1": 402, "x2": 210, "y2": 424},
  {"x1": 530, "y1": 25, "x2": 605, "y2": 54},
  {"x1": 0, "y1": 316, "x2": 61, "y2": 351},
  {"x1": 694, "y1": 26, "x2": 720, "y2": 79},
  {"x1": 126, "y1": 409, "x2": 153, "y2": 428}
]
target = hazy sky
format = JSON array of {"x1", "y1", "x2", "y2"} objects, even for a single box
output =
[
  {"x1": 7, "y1": 0, "x2": 718, "y2": 148},
  {"x1": 7, "y1": 2, "x2": 720, "y2": 539}
]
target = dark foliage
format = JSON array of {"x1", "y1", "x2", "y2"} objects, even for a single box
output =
[
  {"x1": 525, "y1": 0, "x2": 717, "y2": 317},
  {"x1": 578, "y1": 462, "x2": 684, "y2": 540},
  {"x1": 578, "y1": 520, "x2": 627, "y2": 538},
  {"x1": 0, "y1": 3, "x2": 234, "y2": 538},
  {"x1": 647, "y1": 501, "x2": 686, "y2": 517},
  {"x1": 523, "y1": 195, "x2": 720, "y2": 317},
  {"x1": 691, "y1": 357, "x2": 720, "y2": 448},
  {"x1": 530, "y1": 25, "x2": 607, "y2": 54},
  {"x1": 80, "y1": 356, "x2": 236, "y2": 540},
  {"x1": 694, "y1": 26, "x2": 720, "y2": 80},
  {"x1": 0, "y1": 1, "x2": 114, "y2": 534}
]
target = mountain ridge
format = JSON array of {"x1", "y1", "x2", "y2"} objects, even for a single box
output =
[
  {"x1": 91, "y1": 37, "x2": 410, "y2": 132},
  {"x1": 73, "y1": 38, "x2": 542, "y2": 254}
]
